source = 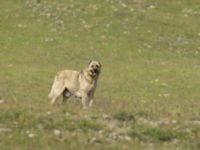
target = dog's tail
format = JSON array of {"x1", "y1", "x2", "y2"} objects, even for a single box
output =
[
  {"x1": 48, "y1": 77, "x2": 61, "y2": 99},
  {"x1": 48, "y1": 84, "x2": 54, "y2": 98},
  {"x1": 48, "y1": 76, "x2": 58, "y2": 99},
  {"x1": 48, "y1": 81, "x2": 55, "y2": 99}
]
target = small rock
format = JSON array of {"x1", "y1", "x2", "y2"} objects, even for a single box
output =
[
  {"x1": 17, "y1": 24, "x2": 23, "y2": 28},
  {"x1": 148, "y1": 143, "x2": 154, "y2": 147},
  {"x1": 148, "y1": 5, "x2": 156, "y2": 9},
  {"x1": 121, "y1": 3, "x2": 127, "y2": 8},
  {"x1": 130, "y1": 8, "x2": 134, "y2": 12},
  {"x1": 191, "y1": 120, "x2": 200, "y2": 125},
  {"x1": 46, "y1": 13, "x2": 51, "y2": 18},
  {"x1": 47, "y1": 111, "x2": 52, "y2": 115},
  {"x1": 106, "y1": 24, "x2": 110, "y2": 28},
  {"x1": 72, "y1": 132, "x2": 77, "y2": 137},
  {"x1": 8, "y1": 64, "x2": 13, "y2": 67},
  {"x1": 108, "y1": 120, "x2": 121, "y2": 130},
  {"x1": 98, "y1": 130, "x2": 104, "y2": 135},
  {"x1": 88, "y1": 137, "x2": 101, "y2": 145},
  {"x1": 172, "y1": 138, "x2": 179, "y2": 145},
  {"x1": 53, "y1": 129, "x2": 62, "y2": 137},
  {"x1": 124, "y1": 136, "x2": 132, "y2": 141},
  {"x1": 45, "y1": 38, "x2": 54, "y2": 42},
  {"x1": 172, "y1": 120, "x2": 177, "y2": 124},
  {"x1": 37, "y1": 124, "x2": 43, "y2": 130},
  {"x1": 102, "y1": 114, "x2": 111, "y2": 120},
  {"x1": 163, "y1": 93, "x2": 170, "y2": 97},
  {"x1": 0, "y1": 100, "x2": 5, "y2": 104},
  {"x1": 28, "y1": 133, "x2": 35, "y2": 138}
]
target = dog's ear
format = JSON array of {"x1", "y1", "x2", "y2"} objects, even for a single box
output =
[
  {"x1": 98, "y1": 62, "x2": 102, "y2": 68},
  {"x1": 88, "y1": 60, "x2": 92, "y2": 65}
]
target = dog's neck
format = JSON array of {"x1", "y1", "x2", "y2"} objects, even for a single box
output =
[{"x1": 81, "y1": 70, "x2": 98, "y2": 84}]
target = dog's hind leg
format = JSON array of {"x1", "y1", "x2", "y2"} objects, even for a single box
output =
[
  {"x1": 49, "y1": 79, "x2": 65, "y2": 105},
  {"x1": 50, "y1": 88, "x2": 65, "y2": 105},
  {"x1": 51, "y1": 96, "x2": 58, "y2": 105}
]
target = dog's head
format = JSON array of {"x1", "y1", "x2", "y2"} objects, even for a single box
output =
[{"x1": 87, "y1": 60, "x2": 101, "y2": 77}]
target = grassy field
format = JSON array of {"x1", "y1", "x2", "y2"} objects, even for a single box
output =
[{"x1": 1, "y1": 0, "x2": 200, "y2": 149}]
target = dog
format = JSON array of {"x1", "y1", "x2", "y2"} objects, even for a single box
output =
[{"x1": 48, "y1": 60, "x2": 101, "y2": 109}]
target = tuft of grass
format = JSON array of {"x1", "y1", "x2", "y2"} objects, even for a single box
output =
[
  {"x1": 128, "y1": 131, "x2": 144, "y2": 141},
  {"x1": 136, "y1": 111, "x2": 151, "y2": 119},
  {"x1": 1, "y1": 110, "x2": 23, "y2": 120},
  {"x1": 113, "y1": 111, "x2": 135, "y2": 122},
  {"x1": 76, "y1": 119, "x2": 103, "y2": 132},
  {"x1": 143, "y1": 128, "x2": 176, "y2": 142},
  {"x1": 0, "y1": 108, "x2": 26, "y2": 121},
  {"x1": 1, "y1": 0, "x2": 200, "y2": 149}
]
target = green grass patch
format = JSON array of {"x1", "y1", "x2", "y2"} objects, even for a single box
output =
[
  {"x1": 76, "y1": 119, "x2": 104, "y2": 132},
  {"x1": 0, "y1": 109, "x2": 25, "y2": 121},
  {"x1": 143, "y1": 128, "x2": 176, "y2": 142},
  {"x1": 1, "y1": 0, "x2": 200, "y2": 149},
  {"x1": 113, "y1": 111, "x2": 135, "y2": 122}
]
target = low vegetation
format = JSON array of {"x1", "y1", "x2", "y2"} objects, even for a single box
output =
[{"x1": 1, "y1": 0, "x2": 200, "y2": 149}]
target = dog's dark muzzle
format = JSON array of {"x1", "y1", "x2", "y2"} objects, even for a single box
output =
[
  {"x1": 94, "y1": 68, "x2": 99, "y2": 74},
  {"x1": 90, "y1": 68, "x2": 99, "y2": 76}
]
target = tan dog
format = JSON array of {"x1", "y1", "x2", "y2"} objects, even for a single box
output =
[{"x1": 48, "y1": 60, "x2": 101, "y2": 109}]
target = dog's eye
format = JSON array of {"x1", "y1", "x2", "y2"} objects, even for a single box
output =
[
  {"x1": 91, "y1": 65, "x2": 94, "y2": 68},
  {"x1": 96, "y1": 65, "x2": 99, "y2": 68}
]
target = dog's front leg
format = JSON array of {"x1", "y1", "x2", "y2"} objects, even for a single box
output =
[
  {"x1": 89, "y1": 92, "x2": 94, "y2": 107},
  {"x1": 81, "y1": 93, "x2": 89, "y2": 109}
]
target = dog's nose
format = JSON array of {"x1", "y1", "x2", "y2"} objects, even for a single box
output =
[{"x1": 94, "y1": 68, "x2": 98, "y2": 73}]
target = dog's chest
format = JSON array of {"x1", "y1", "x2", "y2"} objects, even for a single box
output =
[{"x1": 79, "y1": 78, "x2": 95, "y2": 92}]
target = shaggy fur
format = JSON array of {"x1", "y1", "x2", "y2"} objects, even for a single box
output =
[{"x1": 48, "y1": 60, "x2": 101, "y2": 109}]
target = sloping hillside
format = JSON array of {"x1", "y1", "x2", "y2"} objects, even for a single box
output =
[{"x1": 0, "y1": 0, "x2": 200, "y2": 149}]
